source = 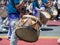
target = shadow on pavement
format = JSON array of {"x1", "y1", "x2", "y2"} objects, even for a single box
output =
[{"x1": 0, "y1": 38, "x2": 2, "y2": 41}]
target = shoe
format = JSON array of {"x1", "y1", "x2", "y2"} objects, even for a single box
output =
[
  {"x1": 41, "y1": 25, "x2": 47, "y2": 28},
  {"x1": 57, "y1": 38, "x2": 60, "y2": 43},
  {"x1": 7, "y1": 37, "x2": 11, "y2": 41},
  {"x1": 53, "y1": 20, "x2": 56, "y2": 22}
]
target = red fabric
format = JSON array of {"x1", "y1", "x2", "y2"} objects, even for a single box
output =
[
  {"x1": 46, "y1": 20, "x2": 60, "y2": 26},
  {"x1": 0, "y1": 38, "x2": 59, "y2": 45}
]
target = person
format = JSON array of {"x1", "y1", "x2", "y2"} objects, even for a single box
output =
[
  {"x1": 6, "y1": 0, "x2": 25, "y2": 45},
  {"x1": 55, "y1": 0, "x2": 60, "y2": 20},
  {"x1": 1, "y1": 0, "x2": 7, "y2": 11},
  {"x1": 51, "y1": 0, "x2": 58, "y2": 21},
  {"x1": 28, "y1": 0, "x2": 49, "y2": 28},
  {"x1": 43, "y1": 0, "x2": 58, "y2": 19},
  {"x1": 0, "y1": 0, "x2": 7, "y2": 32},
  {"x1": 32, "y1": 0, "x2": 40, "y2": 19},
  {"x1": 0, "y1": 13, "x2": 3, "y2": 32},
  {"x1": 32, "y1": 0, "x2": 45, "y2": 19},
  {"x1": 37, "y1": 0, "x2": 51, "y2": 28},
  {"x1": 29, "y1": 0, "x2": 51, "y2": 29}
]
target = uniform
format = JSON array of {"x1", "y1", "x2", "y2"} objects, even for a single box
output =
[{"x1": 7, "y1": 0, "x2": 21, "y2": 45}]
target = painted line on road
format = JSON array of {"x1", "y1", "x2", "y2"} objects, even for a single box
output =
[
  {"x1": 0, "y1": 36, "x2": 7, "y2": 38},
  {"x1": 39, "y1": 36, "x2": 60, "y2": 38},
  {"x1": 0, "y1": 36, "x2": 60, "y2": 38}
]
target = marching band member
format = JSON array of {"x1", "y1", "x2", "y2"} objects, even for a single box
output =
[
  {"x1": 32, "y1": 0, "x2": 40, "y2": 19},
  {"x1": 52, "y1": 0, "x2": 60, "y2": 44},
  {"x1": 6, "y1": 0, "x2": 24, "y2": 45},
  {"x1": 51, "y1": 0, "x2": 58, "y2": 21},
  {"x1": 1, "y1": 0, "x2": 8, "y2": 11},
  {"x1": 32, "y1": 0, "x2": 45, "y2": 19},
  {"x1": 37, "y1": 0, "x2": 51, "y2": 28},
  {"x1": 28, "y1": 0, "x2": 50, "y2": 28},
  {"x1": 27, "y1": 0, "x2": 49, "y2": 28},
  {"x1": 0, "y1": 15, "x2": 3, "y2": 31},
  {"x1": 42, "y1": 0, "x2": 58, "y2": 19},
  {"x1": 0, "y1": 0, "x2": 8, "y2": 32},
  {"x1": 7, "y1": 0, "x2": 40, "y2": 45}
]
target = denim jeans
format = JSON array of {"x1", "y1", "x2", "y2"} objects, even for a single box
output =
[{"x1": 7, "y1": 13, "x2": 20, "y2": 45}]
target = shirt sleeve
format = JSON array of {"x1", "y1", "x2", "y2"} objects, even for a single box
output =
[
  {"x1": 14, "y1": 0, "x2": 20, "y2": 5},
  {"x1": 42, "y1": 0, "x2": 48, "y2": 3},
  {"x1": 39, "y1": 3, "x2": 45, "y2": 10},
  {"x1": 33, "y1": 2, "x2": 39, "y2": 9}
]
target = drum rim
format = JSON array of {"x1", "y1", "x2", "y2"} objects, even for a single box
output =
[
  {"x1": 40, "y1": 11, "x2": 51, "y2": 19},
  {"x1": 22, "y1": 15, "x2": 42, "y2": 25},
  {"x1": 15, "y1": 26, "x2": 38, "y2": 42},
  {"x1": 22, "y1": 15, "x2": 40, "y2": 22}
]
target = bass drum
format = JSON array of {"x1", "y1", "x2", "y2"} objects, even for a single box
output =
[
  {"x1": 40, "y1": 10, "x2": 51, "y2": 19},
  {"x1": 51, "y1": 7, "x2": 58, "y2": 16},
  {"x1": 46, "y1": 6, "x2": 58, "y2": 19},
  {"x1": 0, "y1": 8, "x2": 7, "y2": 18},
  {"x1": 40, "y1": 10, "x2": 51, "y2": 25},
  {"x1": 15, "y1": 15, "x2": 41, "y2": 42}
]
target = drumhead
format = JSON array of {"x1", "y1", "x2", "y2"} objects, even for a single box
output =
[
  {"x1": 40, "y1": 11, "x2": 51, "y2": 19},
  {"x1": 15, "y1": 26, "x2": 39, "y2": 42}
]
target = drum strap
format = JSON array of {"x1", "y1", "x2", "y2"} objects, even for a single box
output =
[
  {"x1": 31, "y1": 21, "x2": 41, "y2": 27},
  {"x1": 21, "y1": 18, "x2": 30, "y2": 26}
]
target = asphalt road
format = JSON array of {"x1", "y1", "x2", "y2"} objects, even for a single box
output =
[{"x1": 0, "y1": 26, "x2": 60, "y2": 38}]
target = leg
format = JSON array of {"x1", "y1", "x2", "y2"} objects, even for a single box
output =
[
  {"x1": 36, "y1": 10, "x2": 40, "y2": 19},
  {"x1": 7, "y1": 19, "x2": 19, "y2": 40},
  {"x1": 7, "y1": 25, "x2": 12, "y2": 39},
  {"x1": 10, "y1": 30, "x2": 18, "y2": 45},
  {"x1": 10, "y1": 19, "x2": 19, "y2": 45}
]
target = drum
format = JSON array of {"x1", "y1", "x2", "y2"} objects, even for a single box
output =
[
  {"x1": 15, "y1": 15, "x2": 41, "y2": 42},
  {"x1": 0, "y1": 8, "x2": 7, "y2": 18},
  {"x1": 40, "y1": 10, "x2": 51, "y2": 25},
  {"x1": 50, "y1": 6, "x2": 58, "y2": 16},
  {"x1": 40, "y1": 11, "x2": 51, "y2": 19},
  {"x1": 46, "y1": 6, "x2": 58, "y2": 19}
]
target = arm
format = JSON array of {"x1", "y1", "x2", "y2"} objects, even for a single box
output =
[
  {"x1": 35, "y1": 7, "x2": 45, "y2": 11},
  {"x1": 26, "y1": 3, "x2": 33, "y2": 13},
  {"x1": 44, "y1": 1, "x2": 53, "y2": 8},
  {"x1": 1, "y1": 0, "x2": 7, "y2": 6},
  {"x1": 13, "y1": 0, "x2": 24, "y2": 11}
]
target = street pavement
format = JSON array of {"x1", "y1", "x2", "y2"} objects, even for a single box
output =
[
  {"x1": 0, "y1": 21, "x2": 60, "y2": 45},
  {"x1": 0, "y1": 25, "x2": 60, "y2": 38}
]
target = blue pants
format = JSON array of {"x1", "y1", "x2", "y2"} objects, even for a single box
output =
[
  {"x1": 33, "y1": 9, "x2": 40, "y2": 19},
  {"x1": 7, "y1": 13, "x2": 20, "y2": 38},
  {"x1": 7, "y1": 13, "x2": 20, "y2": 45}
]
